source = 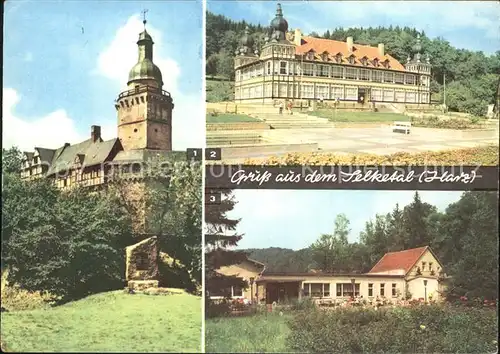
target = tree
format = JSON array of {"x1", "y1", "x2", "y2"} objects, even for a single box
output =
[
  {"x1": 215, "y1": 50, "x2": 236, "y2": 80},
  {"x1": 206, "y1": 54, "x2": 219, "y2": 76},
  {"x1": 205, "y1": 190, "x2": 248, "y2": 298},
  {"x1": 444, "y1": 192, "x2": 498, "y2": 300},
  {"x1": 146, "y1": 160, "x2": 203, "y2": 288},
  {"x1": 310, "y1": 214, "x2": 351, "y2": 273},
  {"x1": 360, "y1": 214, "x2": 389, "y2": 266},
  {"x1": 403, "y1": 191, "x2": 437, "y2": 248},
  {"x1": 108, "y1": 157, "x2": 203, "y2": 291},
  {"x1": 386, "y1": 203, "x2": 407, "y2": 251},
  {"x1": 311, "y1": 233, "x2": 337, "y2": 273},
  {"x1": 2, "y1": 146, "x2": 23, "y2": 175}
]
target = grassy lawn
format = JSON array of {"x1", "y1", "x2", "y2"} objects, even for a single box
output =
[
  {"x1": 205, "y1": 305, "x2": 497, "y2": 353},
  {"x1": 309, "y1": 110, "x2": 408, "y2": 122},
  {"x1": 1, "y1": 290, "x2": 201, "y2": 352},
  {"x1": 206, "y1": 113, "x2": 260, "y2": 123},
  {"x1": 205, "y1": 313, "x2": 291, "y2": 353}
]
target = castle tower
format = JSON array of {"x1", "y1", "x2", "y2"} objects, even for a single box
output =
[
  {"x1": 405, "y1": 34, "x2": 431, "y2": 75},
  {"x1": 115, "y1": 18, "x2": 174, "y2": 151},
  {"x1": 405, "y1": 34, "x2": 432, "y2": 104}
]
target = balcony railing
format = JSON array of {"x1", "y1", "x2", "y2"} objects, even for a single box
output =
[{"x1": 117, "y1": 85, "x2": 171, "y2": 100}]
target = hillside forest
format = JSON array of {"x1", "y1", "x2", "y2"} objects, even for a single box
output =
[
  {"x1": 244, "y1": 191, "x2": 498, "y2": 300},
  {"x1": 206, "y1": 12, "x2": 500, "y2": 116}
]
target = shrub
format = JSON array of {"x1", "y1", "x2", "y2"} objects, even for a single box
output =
[
  {"x1": 244, "y1": 145, "x2": 499, "y2": 166},
  {"x1": 290, "y1": 297, "x2": 317, "y2": 311},
  {"x1": 205, "y1": 298, "x2": 232, "y2": 318},
  {"x1": 287, "y1": 305, "x2": 497, "y2": 353},
  {"x1": 411, "y1": 115, "x2": 485, "y2": 130},
  {"x1": 3, "y1": 179, "x2": 133, "y2": 303},
  {"x1": 0, "y1": 283, "x2": 57, "y2": 311}
]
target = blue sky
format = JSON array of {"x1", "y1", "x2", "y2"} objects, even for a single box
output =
[
  {"x1": 208, "y1": 1, "x2": 500, "y2": 54},
  {"x1": 3, "y1": 0, "x2": 203, "y2": 151},
  {"x1": 229, "y1": 190, "x2": 464, "y2": 250}
]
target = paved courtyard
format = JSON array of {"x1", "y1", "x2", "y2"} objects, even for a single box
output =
[
  {"x1": 267, "y1": 126, "x2": 498, "y2": 153},
  {"x1": 216, "y1": 125, "x2": 499, "y2": 161}
]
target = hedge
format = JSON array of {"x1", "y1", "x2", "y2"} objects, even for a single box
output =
[
  {"x1": 287, "y1": 304, "x2": 498, "y2": 353},
  {"x1": 243, "y1": 145, "x2": 499, "y2": 166}
]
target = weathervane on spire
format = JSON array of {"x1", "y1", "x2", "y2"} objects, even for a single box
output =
[{"x1": 141, "y1": 9, "x2": 149, "y2": 28}]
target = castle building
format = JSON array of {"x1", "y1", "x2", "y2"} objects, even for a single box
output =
[
  {"x1": 20, "y1": 20, "x2": 181, "y2": 189},
  {"x1": 234, "y1": 3, "x2": 432, "y2": 106}
]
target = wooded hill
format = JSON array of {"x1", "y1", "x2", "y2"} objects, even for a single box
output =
[
  {"x1": 207, "y1": 11, "x2": 500, "y2": 116},
  {"x1": 242, "y1": 191, "x2": 498, "y2": 300}
]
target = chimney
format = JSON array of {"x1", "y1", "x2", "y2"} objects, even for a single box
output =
[
  {"x1": 378, "y1": 43, "x2": 385, "y2": 57},
  {"x1": 91, "y1": 125, "x2": 101, "y2": 142},
  {"x1": 294, "y1": 28, "x2": 302, "y2": 46},
  {"x1": 346, "y1": 36, "x2": 353, "y2": 52}
]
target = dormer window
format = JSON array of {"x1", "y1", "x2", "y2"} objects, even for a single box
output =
[
  {"x1": 33, "y1": 156, "x2": 39, "y2": 165},
  {"x1": 360, "y1": 56, "x2": 369, "y2": 66},
  {"x1": 306, "y1": 51, "x2": 315, "y2": 61},
  {"x1": 348, "y1": 55, "x2": 356, "y2": 65},
  {"x1": 383, "y1": 59, "x2": 390, "y2": 68},
  {"x1": 335, "y1": 53, "x2": 342, "y2": 64},
  {"x1": 373, "y1": 58, "x2": 379, "y2": 67},
  {"x1": 321, "y1": 52, "x2": 329, "y2": 61}
]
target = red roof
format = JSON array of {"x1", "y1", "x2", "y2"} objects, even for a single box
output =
[
  {"x1": 368, "y1": 246, "x2": 428, "y2": 275},
  {"x1": 296, "y1": 36, "x2": 406, "y2": 72}
]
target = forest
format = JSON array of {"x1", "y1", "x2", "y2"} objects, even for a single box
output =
[
  {"x1": 206, "y1": 12, "x2": 500, "y2": 116},
  {"x1": 243, "y1": 191, "x2": 498, "y2": 300}
]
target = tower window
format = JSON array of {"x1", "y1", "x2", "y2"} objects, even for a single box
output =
[{"x1": 134, "y1": 129, "x2": 138, "y2": 133}]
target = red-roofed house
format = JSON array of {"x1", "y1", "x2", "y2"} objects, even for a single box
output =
[
  {"x1": 212, "y1": 246, "x2": 445, "y2": 305},
  {"x1": 233, "y1": 3, "x2": 431, "y2": 106}
]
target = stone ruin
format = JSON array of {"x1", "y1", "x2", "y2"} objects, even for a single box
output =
[{"x1": 125, "y1": 236, "x2": 159, "y2": 291}]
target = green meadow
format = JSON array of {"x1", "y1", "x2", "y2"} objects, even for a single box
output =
[{"x1": 1, "y1": 290, "x2": 201, "y2": 352}]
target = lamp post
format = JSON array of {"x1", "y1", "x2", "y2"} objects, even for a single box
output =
[
  {"x1": 443, "y1": 72, "x2": 446, "y2": 112},
  {"x1": 423, "y1": 279, "x2": 428, "y2": 303},
  {"x1": 250, "y1": 277, "x2": 255, "y2": 304}
]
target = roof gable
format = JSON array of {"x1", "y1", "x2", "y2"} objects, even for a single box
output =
[
  {"x1": 46, "y1": 138, "x2": 120, "y2": 176},
  {"x1": 368, "y1": 246, "x2": 430, "y2": 275},
  {"x1": 296, "y1": 36, "x2": 405, "y2": 71}
]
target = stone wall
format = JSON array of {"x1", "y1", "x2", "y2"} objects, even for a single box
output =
[
  {"x1": 206, "y1": 123, "x2": 270, "y2": 131},
  {"x1": 125, "y1": 236, "x2": 159, "y2": 282}
]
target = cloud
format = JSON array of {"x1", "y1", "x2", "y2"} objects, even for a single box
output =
[
  {"x1": 96, "y1": 15, "x2": 181, "y2": 95},
  {"x1": 23, "y1": 52, "x2": 33, "y2": 62},
  {"x1": 2, "y1": 88, "x2": 84, "y2": 151}
]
